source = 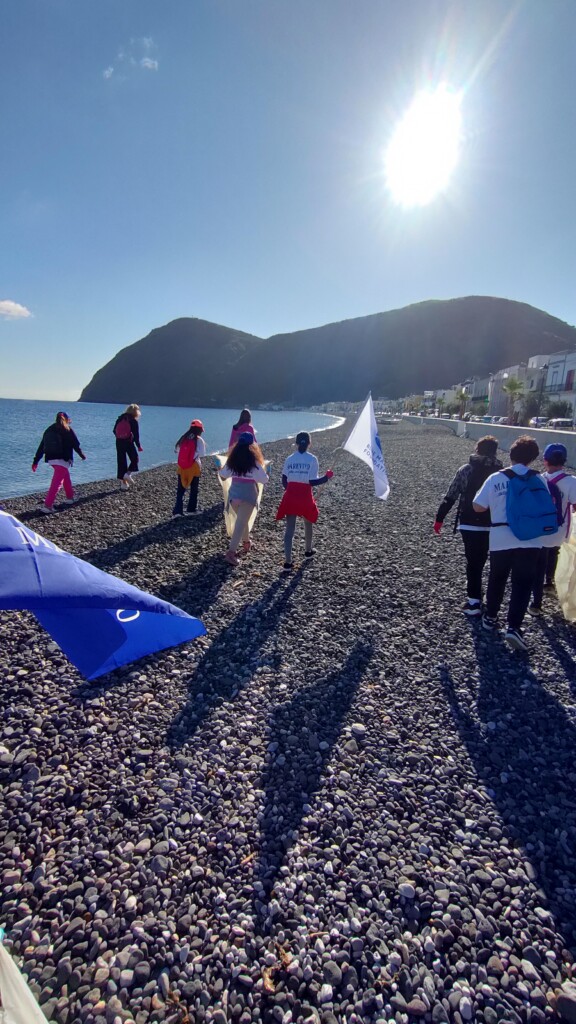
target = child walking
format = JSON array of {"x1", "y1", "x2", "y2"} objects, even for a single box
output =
[
  {"x1": 229, "y1": 409, "x2": 256, "y2": 449},
  {"x1": 218, "y1": 433, "x2": 268, "y2": 565},
  {"x1": 173, "y1": 419, "x2": 206, "y2": 516},
  {"x1": 276, "y1": 432, "x2": 333, "y2": 570},
  {"x1": 32, "y1": 411, "x2": 87, "y2": 514}
]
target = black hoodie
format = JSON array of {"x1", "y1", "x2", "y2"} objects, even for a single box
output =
[{"x1": 436, "y1": 453, "x2": 503, "y2": 529}]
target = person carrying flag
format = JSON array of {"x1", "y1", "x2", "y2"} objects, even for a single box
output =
[
  {"x1": 32, "y1": 411, "x2": 86, "y2": 514},
  {"x1": 276, "y1": 431, "x2": 333, "y2": 571}
]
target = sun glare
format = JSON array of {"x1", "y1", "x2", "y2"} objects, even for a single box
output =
[{"x1": 385, "y1": 86, "x2": 462, "y2": 207}]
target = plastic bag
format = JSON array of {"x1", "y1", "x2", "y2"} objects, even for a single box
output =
[
  {"x1": 555, "y1": 515, "x2": 576, "y2": 623},
  {"x1": 0, "y1": 941, "x2": 50, "y2": 1024},
  {"x1": 213, "y1": 453, "x2": 269, "y2": 539}
]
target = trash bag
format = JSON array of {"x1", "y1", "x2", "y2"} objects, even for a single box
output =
[
  {"x1": 0, "y1": 942, "x2": 50, "y2": 1023},
  {"x1": 213, "y1": 453, "x2": 268, "y2": 539},
  {"x1": 555, "y1": 516, "x2": 576, "y2": 623}
]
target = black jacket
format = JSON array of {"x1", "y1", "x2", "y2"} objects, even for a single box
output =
[
  {"x1": 113, "y1": 415, "x2": 140, "y2": 447},
  {"x1": 34, "y1": 424, "x2": 84, "y2": 465},
  {"x1": 436, "y1": 454, "x2": 503, "y2": 529}
]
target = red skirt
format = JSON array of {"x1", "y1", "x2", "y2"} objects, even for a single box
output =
[{"x1": 276, "y1": 481, "x2": 319, "y2": 524}]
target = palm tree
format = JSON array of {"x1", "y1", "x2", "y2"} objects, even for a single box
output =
[
  {"x1": 454, "y1": 388, "x2": 468, "y2": 419},
  {"x1": 502, "y1": 377, "x2": 525, "y2": 424}
]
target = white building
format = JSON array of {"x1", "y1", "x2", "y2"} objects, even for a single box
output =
[{"x1": 544, "y1": 351, "x2": 576, "y2": 417}]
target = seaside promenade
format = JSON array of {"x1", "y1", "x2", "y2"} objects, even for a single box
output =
[{"x1": 1, "y1": 421, "x2": 576, "y2": 1024}]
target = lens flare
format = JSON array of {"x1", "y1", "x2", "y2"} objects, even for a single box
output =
[{"x1": 385, "y1": 85, "x2": 462, "y2": 207}]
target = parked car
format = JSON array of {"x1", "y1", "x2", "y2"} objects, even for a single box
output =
[
  {"x1": 440, "y1": 413, "x2": 451, "y2": 419},
  {"x1": 529, "y1": 417, "x2": 549, "y2": 428},
  {"x1": 548, "y1": 418, "x2": 574, "y2": 431}
]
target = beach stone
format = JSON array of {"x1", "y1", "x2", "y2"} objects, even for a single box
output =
[{"x1": 557, "y1": 982, "x2": 576, "y2": 1024}]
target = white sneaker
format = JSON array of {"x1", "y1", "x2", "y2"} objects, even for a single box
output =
[
  {"x1": 62, "y1": 497, "x2": 76, "y2": 505},
  {"x1": 41, "y1": 506, "x2": 55, "y2": 514},
  {"x1": 120, "y1": 480, "x2": 130, "y2": 490}
]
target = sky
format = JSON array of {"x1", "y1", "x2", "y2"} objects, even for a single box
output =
[{"x1": 1, "y1": 0, "x2": 576, "y2": 400}]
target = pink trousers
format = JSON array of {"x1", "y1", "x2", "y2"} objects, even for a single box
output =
[{"x1": 45, "y1": 465, "x2": 74, "y2": 507}]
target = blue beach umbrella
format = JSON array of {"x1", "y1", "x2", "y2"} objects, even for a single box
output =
[{"x1": 0, "y1": 510, "x2": 206, "y2": 679}]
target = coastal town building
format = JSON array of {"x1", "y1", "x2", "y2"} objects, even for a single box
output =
[{"x1": 543, "y1": 350, "x2": 576, "y2": 417}]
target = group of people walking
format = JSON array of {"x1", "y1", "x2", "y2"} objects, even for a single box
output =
[
  {"x1": 31, "y1": 407, "x2": 334, "y2": 570},
  {"x1": 435, "y1": 434, "x2": 576, "y2": 651}
]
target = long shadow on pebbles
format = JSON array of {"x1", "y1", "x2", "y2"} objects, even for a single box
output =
[
  {"x1": 83, "y1": 503, "x2": 223, "y2": 569},
  {"x1": 17, "y1": 489, "x2": 119, "y2": 520},
  {"x1": 255, "y1": 640, "x2": 373, "y2": 905},
  {"x1": 441, "y1": 634, "x2": 576, "y2": 953},
  {"x1": 166, "y1": 570, "x2": 305, "y2": 748}
]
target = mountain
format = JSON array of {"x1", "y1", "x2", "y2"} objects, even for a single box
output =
[
  {"x1": 79, "y1": 318, "x2": 263, "y2": 407},
  {"x1": 79, "y1": 297, "x2": 576, "y2": 406}
]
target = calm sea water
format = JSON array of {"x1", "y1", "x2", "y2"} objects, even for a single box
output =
[{"x1": 0, "y1": 399, "x2": 343, "y2": 500}]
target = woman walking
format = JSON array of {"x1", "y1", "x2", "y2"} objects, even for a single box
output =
[
  {"x1": 32, "y1": 411, "x2": 87, "y2": 514},
  {"x1": 228, "y1": 409, "x2": 256, "y2": 449},
  {"x1": 113, "y1": 404, "x2": 142, "y2": 490},
  {"x1": 173, "y1": 419, "x2": 206, "y2": 516},
  {"x1": 276, "y1": 431, "x2": 333, "y2": 570},
  {"x1": 218, "y1": 433, "x2": 268, "y2": 565}
]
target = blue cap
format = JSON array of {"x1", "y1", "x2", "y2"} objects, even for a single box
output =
[
  {"x1": 237, "y1": 432, "x2": 254, "y2": 446},
  {"x1": 543, "y1": 443, "x2": 567, "y2": 462}
]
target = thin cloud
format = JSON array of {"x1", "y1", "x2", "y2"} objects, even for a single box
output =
[
  {"x1": 103, "y1": 37, "x2": 159, "y2": 80},
  {"x1": 0, "y1": 300, "x2": 33, "y2": 320}
]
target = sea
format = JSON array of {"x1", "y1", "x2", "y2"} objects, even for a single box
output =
[{"x1": 0, "y1": 399, "x2": 344, "y2": 500}]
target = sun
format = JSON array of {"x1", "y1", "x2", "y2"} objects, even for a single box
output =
[{"x1": 384, "y1": 85, "x2": 462, "y2": 207}]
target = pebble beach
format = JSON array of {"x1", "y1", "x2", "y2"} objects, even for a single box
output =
[{"x1": 1, "y1": 419, "x2": 576, "y2": 1024}]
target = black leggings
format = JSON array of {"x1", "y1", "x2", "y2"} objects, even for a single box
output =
[
  {"x1": 532, "y1": 546, "x2": 560, "y2": 607},
  {"x1": 116, "y1": 439, "x2": 139, "y2": 480},
  {"x1": 460, "y1": 530, "x2": 490, "y2": 601}
]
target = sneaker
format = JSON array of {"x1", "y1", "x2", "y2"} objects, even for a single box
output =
[
  {"x1": 463, "y1": 600, "x2": 482, "y2": 617},
  {"x1": 41, "y1": 505, "x2": 55, "y2": 514},
  {"x1": 304, "y1": 549, "x2": 316, "y2": 559},
  {"x1": 528, "y1": 603, "x2": 543, "y2": 617},
  {"x1": 186, "y1": 510, "x2": 201, "y2": 516},
  {"x1": 482, "y1": 614, "x2": 497, "y2": 632},
  {"x1": 505, "y1": 628, "x2": 528, "y2": 652},
  {"x1": 224, "y1": 550, "x2": 239, "y2": 566},
  {"x1": 282, "y1": 562, "x2": 294, "y2": 572},
  {"x1": 120, "y1": 480, "x2": 130, "y2": 490},
  {"x1": 62, "y1": 497, "x2": 76, "y2": 505},
  {"x1": 172, "y1": 511, "x2": 183, "y2": 518}
]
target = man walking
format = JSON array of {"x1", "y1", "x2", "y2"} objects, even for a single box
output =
[{"x1": 473, "y1": 436, "x2": 557, "y2": 652}]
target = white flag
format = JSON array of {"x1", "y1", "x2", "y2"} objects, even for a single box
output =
[{"x1": 343, "y1": 395, "x2": 390, "y2": 500}]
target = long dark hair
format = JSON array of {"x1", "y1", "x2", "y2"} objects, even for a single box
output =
[
  {"x1": 226, "y1": 441, "x2": 264, "y2": 475},
  {"x1": 232, "y1": 408, "x2": 252, "y2": 431},
  {"x1": 176, "y1": 424, "x2": 203, "y2": 448}
]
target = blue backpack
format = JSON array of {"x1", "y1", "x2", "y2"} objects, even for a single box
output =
[{"x1": 503, "y1": 469, "x2": 559, "y2": 541}]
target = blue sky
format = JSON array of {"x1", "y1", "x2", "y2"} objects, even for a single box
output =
[{"x1": 1, "y1": 0, "x2": 576, "y2": 400}]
